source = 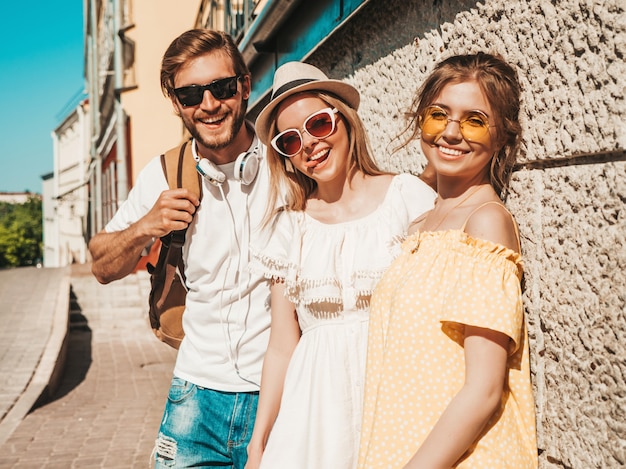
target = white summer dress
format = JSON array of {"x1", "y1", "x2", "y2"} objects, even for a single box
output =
[{"x1": 250, "y1": 173, "x2": 435, "y2": 469}]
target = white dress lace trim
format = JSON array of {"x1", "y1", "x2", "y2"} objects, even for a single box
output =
[
  {"x1": 249, "y1": 173, "x2": 436, "y2": 469},
  {"x1": 250, "y1": 173, "x2": 433, "y2": 316}
]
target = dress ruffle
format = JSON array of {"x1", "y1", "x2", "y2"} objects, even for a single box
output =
[
  {"x1": 250, "y1": 174, "x2": 436, "y2": 310},
  {"x1": 252, "y1": 174, "x2": 436, "y2": 469},
  {"x1": 403, "y1": 229, "x2": 524, "y2": 353},
  {"x1": 404, "y1": 230, "x2": 523, "y2": 275}
]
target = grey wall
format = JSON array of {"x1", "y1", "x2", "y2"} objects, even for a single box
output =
[{"x1": 307, "y1": 0, "x2": 626, "y2": 467}]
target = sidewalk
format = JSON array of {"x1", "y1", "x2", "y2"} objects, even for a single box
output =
[
  {"x1": 0, "y1": 266, "x2": 71, "y2": 447},
  {"x1": 0, "y1": 264, "x2": 177, "y2": 468}
]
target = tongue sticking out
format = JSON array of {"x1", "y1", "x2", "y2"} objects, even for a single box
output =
[{"x1": 307, "y1": 149, "x2": 329, "y2": 168}]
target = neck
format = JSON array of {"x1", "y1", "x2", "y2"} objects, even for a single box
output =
[
  {"x1": 423, "y1": 183, "x2": 487, "y2": 232},
  {"x1": 312, "y1": 169, "x2": 362, "y2": 204},
  {"x1": 436, "y1": 173, "x2": 490, "y2": 200}
]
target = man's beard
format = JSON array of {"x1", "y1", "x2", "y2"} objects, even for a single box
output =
[{"x1": 184, "y1": 106, "x2": 247, "y2": 151}]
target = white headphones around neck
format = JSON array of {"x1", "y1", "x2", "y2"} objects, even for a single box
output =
[
  {"x1": 192, "y1": 138, "x2": 260, "y2": 186},
  {"x1": 190, "y1": 137, "x2": 260, "y2": 387}
]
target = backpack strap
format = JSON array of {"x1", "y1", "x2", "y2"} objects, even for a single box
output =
[
  {"x1": 160, "y1": 139, "x2": 202, "y2": 199},
  {"x1": 158, "y1": 139, "x2": 203, "y2": 247}
]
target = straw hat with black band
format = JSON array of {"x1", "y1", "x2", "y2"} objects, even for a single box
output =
[{"x1": 255, "y1": 62, "x2": 360, "y2": 146}]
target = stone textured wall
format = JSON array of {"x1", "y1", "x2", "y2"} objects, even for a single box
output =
[{"x1": 308, "y1": 0, "x2": 626, "y2": 467}]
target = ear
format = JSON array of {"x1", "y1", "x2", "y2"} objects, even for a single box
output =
[
  {"x1": 285, "y1": 158, "x2": 295, "y2": 173},
  {"x1": 241, "y1": 75, "x2": 252, "y2": 100}
]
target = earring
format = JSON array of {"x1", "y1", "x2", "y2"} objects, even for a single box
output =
[{"x1": 285, "y1": 159, "x2": 295, "y2": 174}]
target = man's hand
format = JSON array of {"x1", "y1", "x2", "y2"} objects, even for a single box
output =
[
  {"x1": 141, "y1": 188, "x2": 200, "y2": 238},
  {"x1": 89, "y1": 189, "x2": 199, "y2": 284}
]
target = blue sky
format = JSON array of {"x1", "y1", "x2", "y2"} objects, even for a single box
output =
[{"x1": 0, "y1": 1, "x2": 85, "y2": 194}]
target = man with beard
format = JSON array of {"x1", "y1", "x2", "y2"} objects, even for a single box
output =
[{"x1": 88, "y1": 29, "x2": 271, "y2": 469}]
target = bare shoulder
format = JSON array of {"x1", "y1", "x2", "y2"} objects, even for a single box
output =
[{"x1": 464, "y1": 202, "x2": 520, "y2": 253}]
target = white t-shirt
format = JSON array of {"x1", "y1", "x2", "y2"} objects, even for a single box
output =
[{"x1": 105, "y1": 138, "x2": 272, "y2": 392}]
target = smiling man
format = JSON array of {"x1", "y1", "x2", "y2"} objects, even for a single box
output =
[{"x1": 88, "y1": 29, "x2": 272, "y2": 469}]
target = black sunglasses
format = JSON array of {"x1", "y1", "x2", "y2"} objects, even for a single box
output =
[{"x1": 173, "y1": 75, "x2": 242, "y2": 106}]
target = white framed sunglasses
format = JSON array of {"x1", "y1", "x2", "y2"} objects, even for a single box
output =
[{"x1": 271, "y1": 107, "x2": 339, "y2": 158}]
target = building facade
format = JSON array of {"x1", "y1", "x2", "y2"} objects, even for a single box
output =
[
  {"x1": 0, "y1": 193, "x2": 34, "y2": 204},
  {"x1": 73, "y1": 0, "x2": 624, "y2": 467},
  {"x1": 83, "y1": 0, "x2": 202, "y2": 235},
  {"x1": 46, "y1": 102, "x2": 91, "y2": 267},
  {"x1": 201, "y1": 1, "x2": 626, "y2": 467}
]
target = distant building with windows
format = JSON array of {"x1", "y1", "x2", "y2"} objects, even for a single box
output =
[{"x1": 44, "y1": 100, "x2": 91, "y2": 268}]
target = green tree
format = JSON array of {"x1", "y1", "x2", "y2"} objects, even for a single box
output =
[{"x1": 0, "y1": 196, "x2": 43, "y2": 268}]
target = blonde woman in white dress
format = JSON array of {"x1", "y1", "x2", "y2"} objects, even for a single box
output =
[{"x1": 244, "y1": 62, "x2": 436, "y2": 469}]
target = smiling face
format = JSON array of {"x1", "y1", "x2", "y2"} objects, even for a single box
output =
[
  {"x1": 420, "y1": 80, "x2": 500, "y2": 186},
  {"x1": 274, "y1": 94, "x2": 350, "y2": 189},
  {"x1": 171, "y1": 51, "x2": 250, "y2": 152}
]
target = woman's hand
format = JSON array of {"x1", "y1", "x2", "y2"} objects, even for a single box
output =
[{"x1": 244, "y1": 444, "x2": 264, "y2": 469}]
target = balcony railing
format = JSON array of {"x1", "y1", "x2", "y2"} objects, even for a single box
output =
[{"x1": 197, "y1": 0, "x2": 265, "y2": 42}]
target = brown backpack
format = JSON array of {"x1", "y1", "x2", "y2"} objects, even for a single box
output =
[{"x1": 146, "y1": 140, "x2": 201, "y2": 349}]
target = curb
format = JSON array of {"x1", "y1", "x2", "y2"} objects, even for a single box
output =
[{"x1": 0, "y1": 268, "x2": 71, "y2": 446}]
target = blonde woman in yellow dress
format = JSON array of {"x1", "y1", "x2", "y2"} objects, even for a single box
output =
[{"x1": 358, "y1": 52, "x2": 538, "y2": 468}]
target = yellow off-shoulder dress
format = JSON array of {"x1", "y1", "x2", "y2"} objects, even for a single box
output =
[{"x1": 358, "y1": 229, "x2": 538, "y2": 469}]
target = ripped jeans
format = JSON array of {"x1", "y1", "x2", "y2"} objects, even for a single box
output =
[{"x1": 154, "y1": 377, "x2": 259, "y2": 468}]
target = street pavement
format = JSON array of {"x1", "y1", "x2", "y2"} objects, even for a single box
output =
[
  {"x1": 0, "y1": 263, "x2": 177, "y2": 468},
  {"x1": 0, "y1": 265, "x2": 70, "y2": 446}
]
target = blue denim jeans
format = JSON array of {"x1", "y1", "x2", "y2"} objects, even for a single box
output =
[{"x1": 154, "y1": 377, "x2": 259, "y2": 468}]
